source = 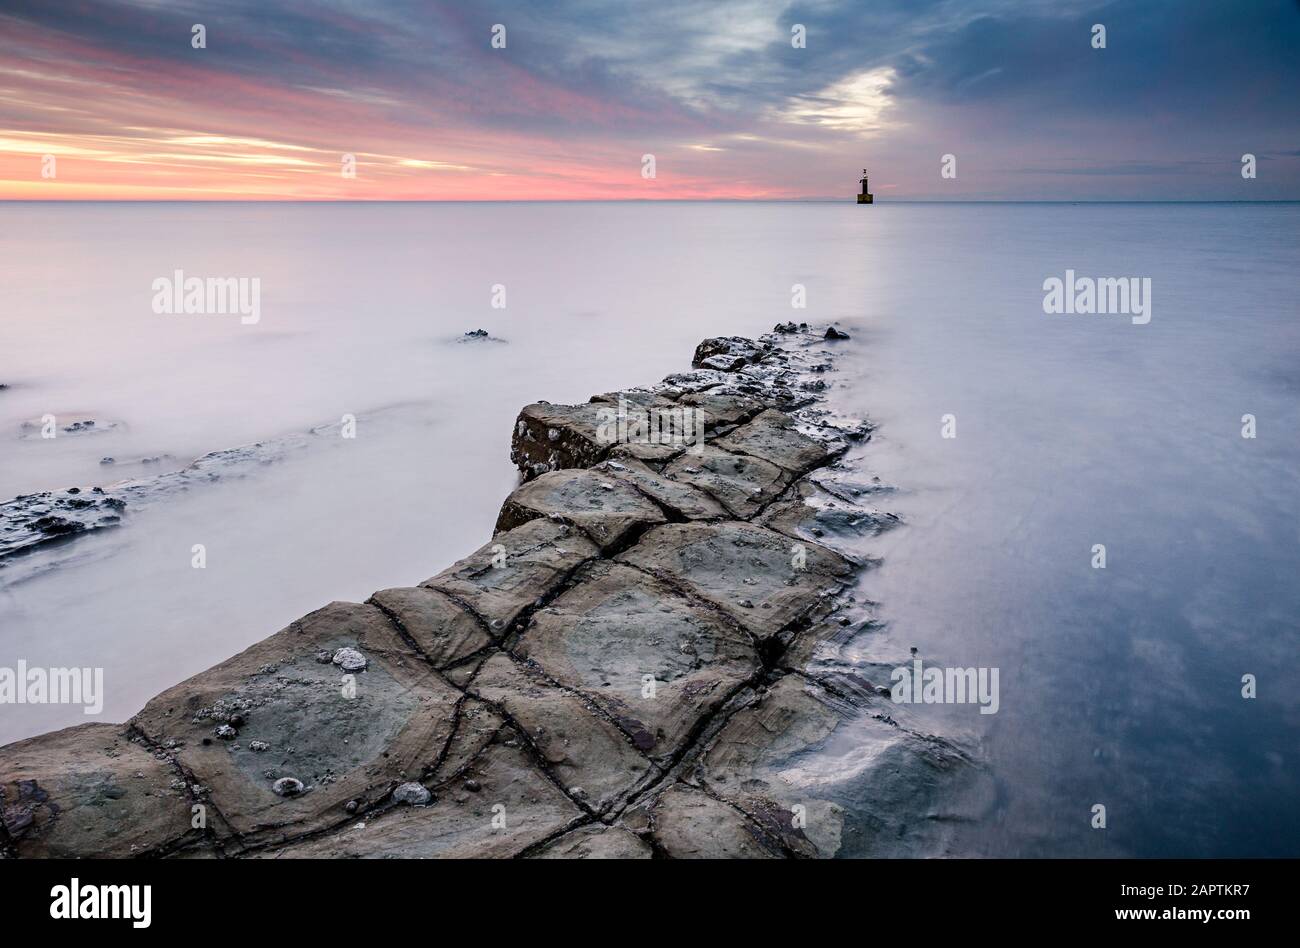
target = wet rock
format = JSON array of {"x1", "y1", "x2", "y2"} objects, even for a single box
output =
[
  {"x1": 469, "y1": 653, "x2": 656, "y2": 814},
  {"x1": 514, "y1": 561, "x2": 760, "y2": 763},
  {"x1": 254, "y1": 739, "x2": 581, "y2": 858},
  {"x1": 131, "y1": 601, "x2": 461, "y2": 847},
  {"x1": 759, "y1": 478, "x2": 901, "y2": 557},
  {"x1": 423, "y1": 519, "x2": 599, "y2": 634},
  {"x1": 661, "y1": 446, "x2": 791, "y2": 519},
  {"x1": 495, "y1": 468, "x2": 666, "y2": 553},
  {"x1": 587, "y1": 390, "x2": 679, "y2": 411},
  {"x1": 530, "y1": 823, "x2": 653, "y2": 859},
  {"x1": 692, "y1": 337, "x2": 771, "y2": 370},
  {"x1": 458, "y1": 329, "x2": 506, "y2": 344},
  {"x1": 607, "y1": 440, "x2": 685, "y2": 465},
  {"x1": 649, "y1": 783, "x2": 784, "y2": 859},
  {"x1": 391, "y1": 782, "x2": 431, "y2": 806},
  {"x1": 692, "y1": 675, "x2": 975, "y2": 858},
  {"x1": 431, "y1": 698, "x2": 507, "y2": 781},
  {"x1": 699, "y1": 353, "x2": 747, "y2": 372},
  {"x1": 824, "y1": 327, "x2": 851, "y2": 340},
  {"x1": 369, "y1": 585, "x2": 492, "y2": 662},
  {"x1": 617, "y1": 522, "x2": 853, "y2": 641},
  {"x1": 0, "y1": 723, "x2": 195, "y2": 858},
  {"x1": 676, "y1": 391, "x2": 764, "y2": 428},
  {"x1": 510, "y1": 402, "x2": 612, "y2": 479},
  {"x1": 19, "y1": 415, "x2": 120, "y2": 439},
  {"x1": 0, "y1": 489, "x2": 128, "y2": 561},
  {"x1": 594, "y1": 457, "x2": 728, "y2": 522},
  {"x1": 712, "y1": 409, "x2": 841, "y2": 476}
]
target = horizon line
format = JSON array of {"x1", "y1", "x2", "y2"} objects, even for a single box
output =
[{"x1": 3, "y1": 198, "x2": 1299, "y2": 205}]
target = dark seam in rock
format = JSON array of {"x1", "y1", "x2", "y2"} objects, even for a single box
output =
[
  {"x1": 511, "y1": 814, "x2": 600, "y2": 859},
  {"x1": 456, "y1": 689, "x2": 613, "y2": 820},
  {"x1": 122, "y1": 723, "x2": 232, "y2": 858},
  {"x1": 682, "y1": 781, "x2": 799, "y2": 859}
]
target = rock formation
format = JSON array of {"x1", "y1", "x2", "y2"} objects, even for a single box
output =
[{"x1": 0, "y1": 328, "x2": 970, "y2": 859}]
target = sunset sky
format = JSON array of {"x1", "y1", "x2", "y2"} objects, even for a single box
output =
[{"x1": 1, "y1": 0, "x2": 1297, "y2": 201}]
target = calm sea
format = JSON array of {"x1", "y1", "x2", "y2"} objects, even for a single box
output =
[{"x1": 2, "y1": 201, "x2": 1296, "y2": 856}]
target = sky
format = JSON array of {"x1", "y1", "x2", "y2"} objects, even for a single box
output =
[{"x1": 0, "y1": 0, "x2": 1297, "y2": 200}]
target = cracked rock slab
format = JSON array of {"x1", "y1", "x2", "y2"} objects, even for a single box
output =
[
  {"x1": 595, "y1": 457, "x2": 728, "y2": 521},
  {"x1": 677, "y1": 391, "x2": 765, "y2": 428},
  {"x1": 713, "y1": 409, "x2": 839, "y2": 475},
  {"x1": 423, "y1": 519, "x2": 599, "y2": 635},
  {"x1": 692, "y1": 676, "x2": 844, "y2": 857},
  {"x1": 255, "y1": 738, "x2": 581, "y2": 858},
  {"x1": 758, "y1": 477, "x2": 900, "y2": 558},
  {"x1": 469, "y1": 653, "x2": 655, "y2": 814},
  {"x1": 131, "y1": 601, "x2": 461, "y2": 847},
  {"x1": 618, "y1": 522, "x2": 853, "y2": 641},
  {"x1": 662, "y1": 445, "x2": 791, "y2": 519},
  {"x1": 693, "y1": 675, "x2": 974, "y2": 858},
  {"x1": 428, "y1": 697, "x2": 507, "y2": 785},
  {"x1": 0, "y1": 723, "x2": 194, "y2": 858},
  {"x1": 495, "y1": 468, "x2": 666, "y2": 552},
  {"x1": 649, "y1": 783, "x2": 785, "y2": 859},
  {"x1": 515, "y1": 561, "x2": 759, "y2": 764},
  {"x1": 369, "y1": 586, "x2": 492, "y2": 665},
  {"x1": 530, "y1": 822, "x2": 653, "y2": 859}
]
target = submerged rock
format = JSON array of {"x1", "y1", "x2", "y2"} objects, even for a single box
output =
[{"x1": 0, "y1": 489, "x2": 127, "y2": 561}]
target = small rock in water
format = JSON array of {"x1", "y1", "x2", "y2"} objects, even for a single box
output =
[
  {"x1": 464, "y1": 328, "x2": 489, "y2": 337},
  {"x1": 273, "y1": 777, "x2": 305, "y2": 797},
  {"x1": 824, "y1": 326, "x2": 851, "y2": 340},
  {"x1": 332, "y1": 647, "x2": 368, "y2": 672},
  {"x1": 392, "y1": 782, "x2": 431, "y2": 806},
  {"x1": 99, "y1": 457, "x2": 115, "y2": 465}
]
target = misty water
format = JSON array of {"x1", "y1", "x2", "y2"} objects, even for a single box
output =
[{"x1": 2, "y1": 202, "x2": 1297, "y2": 857}]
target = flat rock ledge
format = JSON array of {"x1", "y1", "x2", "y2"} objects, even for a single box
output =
[{"x1": 0, "y1": 328, "x2": 959, "y2": 860}]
